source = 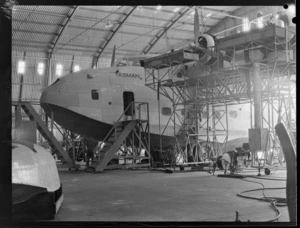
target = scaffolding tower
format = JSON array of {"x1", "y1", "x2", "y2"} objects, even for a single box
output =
[{"x1": 144, "y1": 24, "x2": 296, "y2": 167}]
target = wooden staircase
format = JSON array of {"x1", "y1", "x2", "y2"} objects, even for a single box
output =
[
  {"x1": 91, "y1": 102, "x2": 151, "y2": 172},
  {"x1": 92, "y1": 120, "x2": 137, "y2": 172},
  {"x1": 12, "y1": 101, "x2": 74, "y2": 168}
]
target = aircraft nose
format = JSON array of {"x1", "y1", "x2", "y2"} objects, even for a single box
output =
[
  {"x1": 40, "y1": 78, "x2": 61, "y2": 105},
  {"x1": 40, "y1": 85, "x2": 51, "y2": 105}
]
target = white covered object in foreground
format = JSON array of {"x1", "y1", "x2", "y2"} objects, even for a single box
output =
[{"x1": 12, "y1": 142, "x2": 60, "y2": 192}]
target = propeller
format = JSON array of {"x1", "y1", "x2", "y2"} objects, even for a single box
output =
[
  {"x1": 194, "y1": 8, "x2": 200, "y2": 44},
  {"x1": 190, "y1": 8, "x2": 218, "y2": 62}
]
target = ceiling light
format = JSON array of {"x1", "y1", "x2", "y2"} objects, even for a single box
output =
[
  {"x1": 190, "y1": 11, "x2": 195, "y2": 15},
  {"x1": 288, "y1": 4, "x2": 295, "y2": 15},
  {"x1": 206, "y1": 13, "x2": 212, "y2": 17},
  {"x1": 173, "y1": 7, "x2": 180, "y2": 12},
  {"x1": 156, "y1": 5, "x2": 162, "y2": 10},
  {"x1": 105, "y1": 21, "x2": 113, "y2": 28}
]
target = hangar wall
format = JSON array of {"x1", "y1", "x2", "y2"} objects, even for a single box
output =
[
  {"x1": 209, "y1": 6, "x2": 289, "y2": 37},
  {"x1": 11, "y1": 50, "x2": 112, "y2": 141}
]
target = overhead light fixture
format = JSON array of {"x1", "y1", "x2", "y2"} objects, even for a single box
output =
[
  {"x1": 17, "y1": 60, "x2": 26, "y2": 74},
  {"x1": 173, "y1": 7, "x2": 180, "y2": 13},
  {"x1": 256, "y1": 11, "x2": 264, "y2": 28},
  {"x1": 206, "y1": 13, "x2": 212, "y2": 17},
  {"x1": 105, "y1": 21, "x2": 113, "y2": 28},
  {"x1": 288, "y1": 4, "x2": 295, "y2": 15},
  {"x1": 156, "y1": 5, "x2": 162, "y2": 11}
]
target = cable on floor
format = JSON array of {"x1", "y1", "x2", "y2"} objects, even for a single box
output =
[{"x1": 236, "y1": 178, "x2": 287, "y2": 222}]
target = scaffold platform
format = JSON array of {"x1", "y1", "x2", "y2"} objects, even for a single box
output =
[
  {"x1": 216, "y1": 24, "x2": 290, "y2": 51},
  {"x1": 143, "y1": 49, "x2": 199, "y2": 69}
]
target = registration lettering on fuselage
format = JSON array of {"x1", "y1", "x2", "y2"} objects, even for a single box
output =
[{"x1": 116, "y1": 71, "x2": 142, "y2": 80}]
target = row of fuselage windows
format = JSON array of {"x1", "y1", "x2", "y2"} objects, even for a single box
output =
[
  {"x1": 16, "y1": 61, "x2": 81, "y2": 76},
  {"x1": 91, "y1": 90, "x2": 238, "y2": 118},
  {"x1": 91, "y1": 90, "x2": 172, "y2": 116}
]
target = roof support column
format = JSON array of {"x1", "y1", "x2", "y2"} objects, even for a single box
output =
[
  {"x1": 46, "y1": 56, "x2": 53, "y2": 86},
  {"x1": 93, "y1": 6, "x2": 137, "y2": 65},
  {"x1": 253, "y1": 63, "x2": 262, "y2": 129}
]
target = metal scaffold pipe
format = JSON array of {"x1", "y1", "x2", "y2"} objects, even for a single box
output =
[{"x1": 253, "y1": 63, "x2": 262, "y2": 129}]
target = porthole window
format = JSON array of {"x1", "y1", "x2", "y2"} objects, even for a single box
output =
[
  {"x1": 162, "y1": 107, "x2": 172, "y2": 116},
  {"x1": 229, "y1": 110, "x2": 238, "y2": 119},
  {"x1": 91, "y1": 90, "x2": 99, "y2": 100}
]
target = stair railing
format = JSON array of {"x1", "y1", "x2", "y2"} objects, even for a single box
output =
[
  {"x1": 98, "y1": 101, "x2": 149, "y2": 161},
  {"x1": 41, "y1": 103, "x2": 74, "y2": 151}
]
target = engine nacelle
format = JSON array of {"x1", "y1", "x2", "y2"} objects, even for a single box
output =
[
  {"x1": 176, "y1": 64, "x2": 189, "y2": 79},
  {"x1": 170, "y1": 62, "x2": 196, "y2": 81},
  {"x1": 190, "y1": 34, "x2": 217, "y2": 65}
]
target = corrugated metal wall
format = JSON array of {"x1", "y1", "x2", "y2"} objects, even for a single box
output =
[
  {"x1": 12, "y1": 50, "x2": 111, "y2": 140},
  {"x1": 12, "y1": 51, "x2": 112, "y2": 101}
]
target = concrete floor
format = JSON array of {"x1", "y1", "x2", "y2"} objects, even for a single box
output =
[{"x1": 54, "y1": 167, "x2": 289, "y2": 222}]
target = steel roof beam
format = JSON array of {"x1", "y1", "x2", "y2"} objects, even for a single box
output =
[
  {"x1": 48, "y1": 5, "x2": 79, "y2": 58},
  {"x1": 79, "y1": 7, "x2": 200, "y2": 26},
  {"x1": 142, "y1": 7, "x2": 191, "y2": 55},
  {"x1": 92, "y1": 6, "x2": 137, "y2": 66},
  {"x1": 13, "y1": 18, "x2": 202, "y2": 35},
  {"x1": 13, "y1": 29, "x2": 58, "y2": 35},
  {"x1": 13, "y1": 39, "x2": 107, "y2": 49},
  {"x1": 15, "y1": 7, "x2": 209, "y2": 28}
]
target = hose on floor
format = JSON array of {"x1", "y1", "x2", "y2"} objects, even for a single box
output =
[{"x1": 236, "y1": 178, "x2": 287, "y2": 222}]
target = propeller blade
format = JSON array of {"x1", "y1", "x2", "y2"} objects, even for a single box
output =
[
  {"x1": 111, "y1": 45, "x2": 116, "y2": 67},
  {"x1": 70, "y1": 55, "x2": 75, "y2": 73},
  {"x1": 194, "y1": 8, "x2": 200, "y2": 44}
]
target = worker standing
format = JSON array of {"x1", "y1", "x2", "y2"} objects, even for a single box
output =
[
  {"x1": 85, "y1": 137, "x2": 98, "y2": 169},
  {"x1": 221, "y1": 150, "x2": 238, "y2": 175}
]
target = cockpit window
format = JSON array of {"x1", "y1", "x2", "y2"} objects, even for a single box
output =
[
  {"x1": 115, "y1": 58, "x2": 142, "y2": 67},
  {"x1": 116, "y1": 60, "x2": 127, "y2": 67},
  {"x1": 52, "y1": 79, "x2": 60, "y2": 85}
]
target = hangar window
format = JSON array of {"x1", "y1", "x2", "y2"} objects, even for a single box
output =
[
  {"x1": 37, "y1": 62, "x2": 45, "y2": 75},
  {"x1": 74, "y1": 65, "x2": 80, "y2": 72},
  {"x1": 17, "y1": 60, "x2": 26, "y2": 74},
  {"x1": 91, "y1": 90, "x2": 99, "y2": 100},
  {"x1": 56, "y1": 64, "x2": 63, "y2": 77},
  {"x1": 162, "y1": 107, "x2": 172, "y2": 116},
  {"x1": 257, "y1": 17, "x2": 264, "y2": 28},
  {"x1": 242, "y1": 18, "x2": 250, "y2": 32}
]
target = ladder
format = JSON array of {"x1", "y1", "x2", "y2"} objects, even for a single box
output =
[
  {"x1": 173, "y1": 105, "x2": 201, "y2": 165},
  {"x1": 12, "y1": 101, "x2": 74, "y2": 168},
  {"x1": 91, "y1": 102, "x2": 151, "y2": 172}
]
